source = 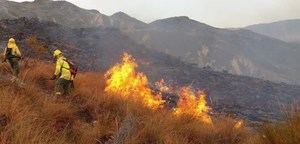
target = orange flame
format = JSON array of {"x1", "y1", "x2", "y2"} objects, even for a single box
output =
[
  {"x1": 105, "y1": 53, "x2": 212, "y2": 124},
  {"x1": 104, "y1": 53, "x2": 164, "y2": 109},
  {"x1": 234, "y1": 120, "x2": 243, "y2": 129},
  {"x1": 155, "y1": 79, "x2": 172, "y2": 93},
  {"x1": 174, "y1": 87, "x2": 212, "y2": 124}
]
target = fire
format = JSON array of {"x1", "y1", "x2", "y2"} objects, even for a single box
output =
[
  {"x1": 104, "y1": 53, "x2": 164, "y2": 109},
  {"x1": 234, "y1": 120, "x2": 243, "y2": 129},
  {"x1": 105, "y1": 53, "x2": 213, "y2": 124},
  {"x1": 155, "y1": 79, "x2": 172, "y2": 93},
  {"x1": 174, "y1": 87, "x2": 212, "y2": 124}
]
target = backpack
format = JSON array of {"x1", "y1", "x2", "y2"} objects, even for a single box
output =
[{"x1": 63, "y1": 59, "x2": 78, "y2": 78}]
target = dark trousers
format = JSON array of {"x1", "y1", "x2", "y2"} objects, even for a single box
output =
[
  {"x1": 55, "y1": 78, "x2": 74, "y2": 96},
  {"x1": 8, "y1": 58, "x2": 20, "y2": 77}
]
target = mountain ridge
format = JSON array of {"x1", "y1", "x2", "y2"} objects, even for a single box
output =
[
  {"x1": 110, "y1": 11, "x2": 148, "y2": 30},
  {"x1": 124, "y1": 16, "x2": 300, "y2": 84},
  {"x1": 246, "y1": 19, "x2": 300, "y2": 44},
  {"x1": 0, "y1": 0, "x2": 111, "y2": 28},
  {"x1": 150, "y1": 16, "x2": 215, "y2": 31}
]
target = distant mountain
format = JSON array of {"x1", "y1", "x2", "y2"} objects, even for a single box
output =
[
  {"x1": 0, "y1": 0, "x2": 111, "y2": 28},
  {"x1": 1, "y1": 18, "x2": 300, "y2": 122},
  {"x1": 150, "y1": 16, "x2": 214, "y2": 32},
  {"x1": 0, "y1": 0, "x2": 148, "y2": 30},
  {"x1": 124, "y1": 16, "x2": 300, "y2": 84},
  {"x1": 246, "y1": 19, "x2": 300, "y2": 44},
  {"x1": 110, "y1": 12, "x2": 148, "y2": 31}
]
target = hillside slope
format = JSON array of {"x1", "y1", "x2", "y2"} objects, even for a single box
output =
[
  {"x1": 0, "y1": 0, "x2": 111, "y2": 28},
  {"x1": 1, "y1": 0, "x2": 300, "y2": 84},
  {"x1": 0, "y1": 18, "x2": 300, "y2": 122},
  {"x1": 0, "y1": 56, "x2": 299, "y2": 144},
  {"x1": 0, "y1": 54, "x2": 285, "y2": 144},
  {"x1": 246, "y1": 19, "x2": 300, "y2": 45},
  {"x1": 121, "y1": 16, "x2": 300, "y2": 84}
]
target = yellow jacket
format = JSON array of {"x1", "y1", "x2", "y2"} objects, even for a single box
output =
[
  {"x1": 5, "y1": 38, "x2": 21, "y2": 58},
  {"x1": 55, "y1": 56, "x2": 73, "y2": 81}
]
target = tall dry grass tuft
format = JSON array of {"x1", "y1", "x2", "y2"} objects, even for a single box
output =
[{"x1": 260, "y1": 109, "x2": 300, "y2": 144}]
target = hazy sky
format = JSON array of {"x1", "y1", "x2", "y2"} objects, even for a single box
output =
[{"x1": 11, "y1": 0, "x2": 300, "y2": 28}]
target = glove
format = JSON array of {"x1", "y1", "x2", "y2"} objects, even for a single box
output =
[{"x1": 50, "y1": 75, "x2": 57, "y2": 80}]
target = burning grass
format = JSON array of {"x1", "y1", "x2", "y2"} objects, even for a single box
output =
[
  {"x1": 104, "y1": 53, "x2": 213, "y2": 125},
  {"x1": 0, "y1": 54, "x2": 298, "y2": 143},
  {"x1": 104, "y1": 53, "x2": 165, "y2": 109},
  {"x1": 174, "y1": 87, "x2": 212, "y2": 124}
]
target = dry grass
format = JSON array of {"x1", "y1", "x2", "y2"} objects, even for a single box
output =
[
  {"x1": 260, "y1": 110, "x2": 300, "y2": 144},
  {"x1": 0, "y1": 59, "x2": 297, "y2": 144}
]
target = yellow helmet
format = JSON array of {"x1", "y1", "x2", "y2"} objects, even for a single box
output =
[
  {"x1": 8, "y1": 38, "x2": 16, "y2": 43},
  {"x1": 7, "y1": 38, "x2": 16, "y2": 48},
  {"x1": 53, "y1": 49, "x2": 62, "y2": 57}
]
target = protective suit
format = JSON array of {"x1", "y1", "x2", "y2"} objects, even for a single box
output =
[
  {"x1": 52, "y1": 49, "x2": 74, "y2": 96},
  {"x1": 4, "y1": 38, "x2": 22, "y2": 78}
]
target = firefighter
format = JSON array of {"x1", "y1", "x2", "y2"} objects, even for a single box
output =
[
  {"x1": 51, "y1": 49, "x2": 74, "y2": 96},
  {"x1": 3, "y1": 38, "x2": 22, "y2": 82}
]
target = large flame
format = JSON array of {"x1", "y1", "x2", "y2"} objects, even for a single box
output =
[
  {"x1": 104, "y1": 53, "x2": 164, "y2": 109},
  {"x1": 105, "y1": 53, "x2": 212, "y2": 124},
  {"x1": 174, "y1": 87, "x2": 212, "y2": 124}
]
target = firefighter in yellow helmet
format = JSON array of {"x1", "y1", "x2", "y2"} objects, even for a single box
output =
[
  {"x1": 3, "y1": 38, "x2": 22, "y2": 81},
  {"x1": 51, "y1": 49, "x2": 74, "y2": 96}
]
